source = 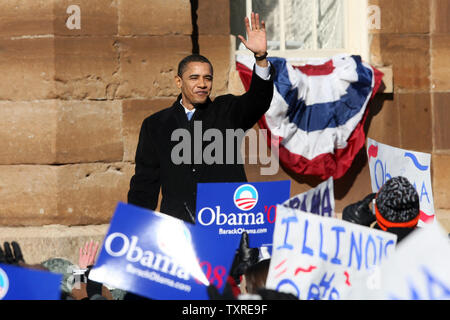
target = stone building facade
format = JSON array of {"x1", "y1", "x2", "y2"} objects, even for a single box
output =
[{"x1": 0, "y1": 0, "x2": 448, "y2": 264}]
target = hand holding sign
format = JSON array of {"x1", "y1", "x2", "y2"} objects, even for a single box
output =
[{"x1": 89, "y1": 203, "x2": 239, "y2": 300}]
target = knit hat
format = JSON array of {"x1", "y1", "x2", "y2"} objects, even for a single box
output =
[
  {"x1": 374, "y1": 176, "x2": 420, "y2": 231},
  {"x1": 41, "y1": 258, "x2": 77, "y2": 294}
]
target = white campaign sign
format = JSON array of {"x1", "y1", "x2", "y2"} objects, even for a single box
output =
[
  {"x1": 348, "y1": 222, "x2": 450, "y2": 300},
  {"x1": 282, "y1": 177, "x2": 335, "y2": 218},
  {"x1": 366, "y1": 138, "x2": 435, "y2": 226},
  {"x1": 265, "y1": 206, "x2": 397, "y2": 300}
]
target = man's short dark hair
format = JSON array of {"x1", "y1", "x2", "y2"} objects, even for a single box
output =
[{"x1": 177, "y1": 54, "x2": 213, "y2": 77}]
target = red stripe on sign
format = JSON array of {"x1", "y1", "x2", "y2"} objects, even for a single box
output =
[
  {"x1": 236, "y1": 199, "x2": 256, "y2": 205},
  {"x1": 274, "y1": 259, "x2": 287, "y2": 270},
  {"x1": 368, "y1": 144, "x2": 378, "y2": 161},
  {"x1": 294, "y1": 265, "x2": 317, "y2": 275},
  {"x1": 419, "y1": 210, "x2": 435, "y2": 224},
  {"x1": 238, "y1": 202, "x2": 256, "y2": 208},
  {"x1": 275, "y1": 268, "x2": 288, "y2": 278},
  {"x1": 344, "y1": 271, "x2": 351, "y2": 286}
]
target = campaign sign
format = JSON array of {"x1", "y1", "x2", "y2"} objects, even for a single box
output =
[
  {"x1": 283, "y1": 177, "x2": 335, "y2": 218},
  {"x1": 265, "y1": 206, "x2": 397, "y2": 300},
  {"x1": 347, "y1": 222, "x2": 450, "y2": 300},
  {"x1": 0, "y1": 264, "x2": 62, "y2": 300},
  {"x1": 195, "y1": 181, "x2": 291, "y2": 248},
  {"x1": 367, "y1": 138, "x2": 435, "y2": 226},
  {"x1": 89, "y1": 202, "x2": 239, "y2": 300}
]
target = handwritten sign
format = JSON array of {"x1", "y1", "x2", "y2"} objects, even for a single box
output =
[
  {"x1": 367, "y1": 138, "x2": 435, "y2": 226},
  {"x1": 283, "y1": 177, "x2": 335, "y2": 218},
  {"x1": 195, "y1": 181, "x2": 291, "y2": 248},
  {"x1": 348, "y1": 222, "x2": 450, "y2": 300},
  {"x1": 265, "y1": 205, "x2": 397, "y2": 300},
  {"x1": 89, "y1": 202, "x2": 239, "y2": 300},
  {"x1": 0, "y1": 264, "x2": 62, "y2": 300}
]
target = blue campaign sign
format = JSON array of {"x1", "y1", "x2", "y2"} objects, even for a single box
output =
[
  {"x1": 195, "y1": 180, "x2": 291, "y2": 248},
  {"x1": 0, "y1": 263, "x2": 62, "y2": 300},
  {"x1": 89, "y1": 202, "x2": 240, "y2": 300}
]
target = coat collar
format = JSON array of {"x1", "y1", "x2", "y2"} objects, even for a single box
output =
[{"x1": 171, "y1": 94, "x2": 212, "y2": 124}]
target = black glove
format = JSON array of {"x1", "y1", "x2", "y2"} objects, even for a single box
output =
[
  {"x1": 342, "y1": 193, "x2": 377, "y2": 227},
  {"x1": 229, "y1": 232, "x2": 259, "y2": 284},
  {"x1": 0, "y1": 245, "x2": 5, "y2": 264},
  {"x1": 0, "y1": 241, "x2": 25, "y2": 265}
]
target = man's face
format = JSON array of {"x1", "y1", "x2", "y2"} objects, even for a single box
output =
[{"x1": 175, "y1": 62, "x2": 213, "y2": 108}]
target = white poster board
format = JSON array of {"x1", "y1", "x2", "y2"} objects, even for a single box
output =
[
  {"x1": 265, "y1": 206, "x2": 397, "y2": 300},
  {"x1": 367, "y1": 138, "x2": 435, "y2": 226},
  {"x1": 347, "y1": 222, "x2": 450, "y2": 300},
  {"x1": 282, "y1": 177, "x2": 335, "y2": 218}
]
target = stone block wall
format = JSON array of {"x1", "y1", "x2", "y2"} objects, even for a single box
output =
[
  {"x1": 0, "y1": 0, "x2": 192, "y2": 263},
  {"x1": 366, "y1": 0, "x2": 450, "y2": 230},
  {"x1": 0, "y1": 0, "x2": 192, "y2": 261},
  {"x1": 430, "y1": 0, "x2": 450, "y2": 227},
  {"x1": 196, "y1": 0, "x2": 231, "y2": 97}
]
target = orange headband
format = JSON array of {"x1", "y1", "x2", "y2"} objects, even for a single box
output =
[{"x1": 374, "y1": 202, "x2": 419, "y2": 231}]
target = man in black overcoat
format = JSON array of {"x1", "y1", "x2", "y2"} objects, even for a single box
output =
[{"x1": 128, "y1": 13, "x2": 275, "y2": 223}]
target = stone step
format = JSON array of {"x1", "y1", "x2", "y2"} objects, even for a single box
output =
[{"x1": 0, "y1": 224, "x2": 108, "y2": 265}]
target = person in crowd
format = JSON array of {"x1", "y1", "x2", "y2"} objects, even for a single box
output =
[
  {"x1": 127, "y1": 12, "x2": 274, "y2": 223},
  {"x1": 343, "y1": 176, "x2": 420, "y2": 243},
  {"x1": 43, "y1": 240, "x2": 118, "y2": 300},
  {"x1": 240, "y1": 258, "x2": 270, "y2": 295},
  {"x1": 69, "y1": 240, "x2": 119, "y2": 300},
  {"x1": 41, "y1": 257, "x2": 78, "y2": 299},
  {"x1": 373, "y1": 176, "x2": 420, "y2": 242},
  {"x1": 208, "y1": 261, "x2": 298, "y2": 301}
]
